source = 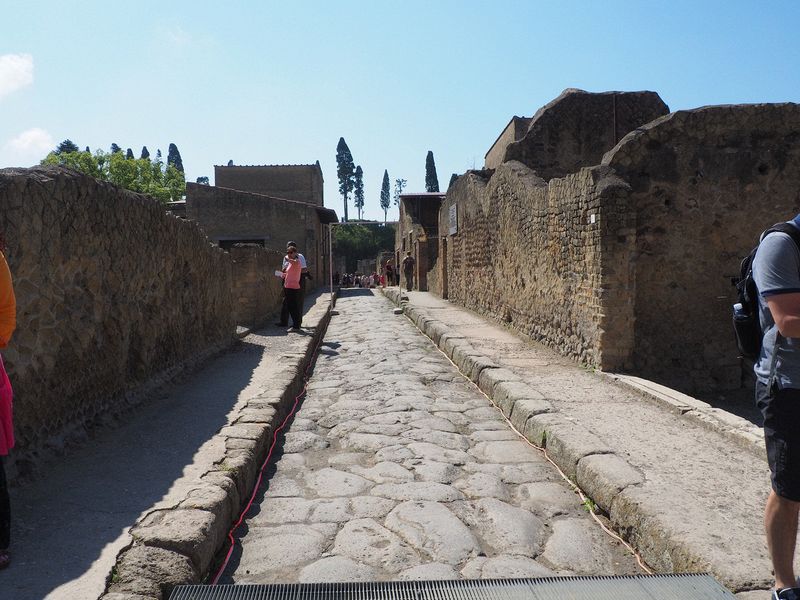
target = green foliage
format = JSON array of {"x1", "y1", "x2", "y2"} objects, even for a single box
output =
[
  {"x1": 41, "y1": 145, "x2": 186, "y2": 203},
  {"x1": 55, "y1": 139, "x2": 79, "y2": 154},
  {"x1": 425, "y1": 150, "x2": 439, "y2": 192},
  {"x1": 393, "y1": 178, "x2": 407, "y2": 206},
  {"x1": 110, "y1": 143, "x2": 122, "y2": 154},
  {"x1": 336, "y1": 137, "x2": 355, "y2": 221},
  {"x1": 380, "y1": 170, "x2": 391, "y2": 222},
  {"x1": 334, "y1": 223, "x2": 396, "y2": 272},
  {"x1": 140, "y1": 146, "x2": 150, "y2": 160},
  {"x1": 448, "y1": 173, "x2": 458, "y2": 189},
  {"x1": 125, "y1": 148, "x2": 134, "y2": 160},
  {"x1": 196, "y1": 176, "x2": 209, "y2": 185},
  {"x1": 353, "y1": 165, "x2": 364, "y2": 220}
]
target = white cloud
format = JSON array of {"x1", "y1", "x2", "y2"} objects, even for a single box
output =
[
  {"x1": 0, "y1": 53, "x2": 34, "y2": 100},
  {"x1": 1, "y1": 128, "x2": 55, "y2": 167}
]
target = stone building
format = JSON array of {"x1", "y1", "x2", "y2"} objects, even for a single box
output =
[
  {"x1": 432, "y1": 89, "x2": 800, "y2": 397},
  {"x1": 484, "y1": 116, "x2": 531, "y2": 169},
  {"x1": 395, "y1": 192, "x2": 446, "y2": 291},
  {"x1": 214, "y1": 162, "x2": 324, "y2": 206},
  {"x1": 184, "y1": 182, "x2": 338, "y2": 283}
]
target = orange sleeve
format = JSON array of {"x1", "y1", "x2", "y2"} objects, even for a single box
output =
[{"x1": 0, "y1": 253, "x2": 16, "y2": 348}]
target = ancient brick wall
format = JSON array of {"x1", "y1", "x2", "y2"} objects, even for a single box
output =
[
  {"x1": 230, "y1": 245, "x2": 285, "y2": 328},
  {"x1": 0, "y1": 167, "x2": 234, "y2": 468},
  {"x1": 439, "y1": 161, "x2": 634, "y2": 367},
  {"x1": 603, "y1": 103, "x2": 800, "y2": 393},
  {"x1": 213, "y1": 164, "x2": 324, "y2": 206},
  {"x1": 485, "y1": 116, "x2": 531, "y2": 169},
  {"x1": 503, "y1": 88, "x2": 668, "y2": 181}
]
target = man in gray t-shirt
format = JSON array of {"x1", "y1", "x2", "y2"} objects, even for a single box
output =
[{"x1": 752, "y1": 215, "x2": 800, "y2": 599}]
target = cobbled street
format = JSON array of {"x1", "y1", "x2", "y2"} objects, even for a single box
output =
[{"x1": 221, "y1": 289, "x2": 639, "y2": 583}]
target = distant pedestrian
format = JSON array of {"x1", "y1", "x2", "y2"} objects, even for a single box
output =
[
  {"x1": 402, "y1": 251, "x2": 415, "y2": 292},
  {"x1": 0, "y1": 235, "x2": 16, "y2": 570},
  {"x1": 385, "y1": 261, "x2": 394, "y2": 288},
  {"x1": 277, "y1": 241, "x2": 309, "y2": 327},
  {"x1": 279, "y1": 245, "x2": 303, "y2": 330},
  {"x1": 752, "y1": 213, "x2": 800, "y2": 599}
]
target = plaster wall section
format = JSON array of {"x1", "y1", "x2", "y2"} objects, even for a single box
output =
[
  {"x1": 230, "y1": 245, "x2": 285, "y2": 328},
  {"x1": 603, "y1": 103, "x2": 800, "y2": 393},
  {"x1": 185, "y1": 183, "x2": 326, "y2": 283},
  {"x1": 213, "y1": 164, "x2": 323, "y2": 206},
  {"x1": 0, "y1": 167, "x2": 234, "y2": 469},
  {"x1": 504, "y1": 88, "x2": 669, "y2": 181},
  {"x1": 441, "y1": 162, "x2": 624, "y2": 366}
]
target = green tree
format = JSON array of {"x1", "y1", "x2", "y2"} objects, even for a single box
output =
[
  {"x1": 353, "y1": 165, "x2": 364, "y2": 220},
  {"x1": 167, "y1": 143, "x2": 184, "y2": 173},
  {"x1": 125, "y1": 148, "x2": 134, "y2": 160},
  {"x1": 196, "y1": 176, "x2": 209, "y2": 185},
  {"x1": 110, "y1": 143, "x2": 122, "y2": 154},
  {"x1": 140, "y1": 146, "x2": 150, "y2": 160},
  {"x1": 448, "y1": 173, "x2": 458, "y2": 189},
  {"x1": 393, "y1": 178, "x2": 407, "y2": 206},
  {"x1": 55, "y1": 139, "x2": 79, "y2": 155},
  {"x1": 336, "y1": 137, "x2": 355, "y2": 222},
  {"x1": 333, "y1": 223, "x2": 396, "y2": 272},
  {"x1": 380, "y1": 170, "x2": 391, "y2": 223},
  {"x1": 227, "y1": 159, "x2": 234, "y2": 166},
  {"x1": 425, "y1": 150, "x2": 439, "y2": 192}
]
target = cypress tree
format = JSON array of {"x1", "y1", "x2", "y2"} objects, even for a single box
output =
[
  {"x1": 110, "y1": 143, "x2": 122, "y2": 154},
  {"x1": 336, "y1": 137, "x2": 355, "y2": 222},
  {"x1": 167, "y1": 143, "x2": 184, "y2": 173},
  {"x1": 141, "y1": 146, "x2": 150, "y2": 160},
  {"x1": 55, "y1": 139, "x2": 79, "y2": 154},
  {"x1": 425, "y1": 150, "x2": 439, "y2": 192},
  {"x1": 448, "y1": 173, "x2": 458, "y2": 190},
  {"x1": 227, "y1": 159, "x2": 234, "y2": 166},
  {"x1": 353, "y1": 165, "x2": 364, "y2": 220},
  {"x1": 380, "y1": 170, "x2": 391, "y2": 223},
  {"x1": 126, "y1": 148, "x2": 134, "y2": 160}
]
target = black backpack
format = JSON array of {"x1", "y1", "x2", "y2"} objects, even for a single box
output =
[{"x1": 733, "y1": 222, "x2": 800, "y2": 358}]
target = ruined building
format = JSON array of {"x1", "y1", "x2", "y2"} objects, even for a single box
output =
[{"x1": 420, "y1": 88, "x2": 800, "y2": 396}]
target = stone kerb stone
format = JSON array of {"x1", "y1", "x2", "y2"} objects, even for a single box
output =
[{"x1": 105, "y1": 294, "x2": 335, "y2": 597}]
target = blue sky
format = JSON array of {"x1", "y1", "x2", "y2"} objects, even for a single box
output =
[{"x1": 1, "y1": 1, "x2": 799, "y2": 221}]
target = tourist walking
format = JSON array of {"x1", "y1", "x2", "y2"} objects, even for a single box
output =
[
  {"x1": 0, "y1": 236, "x2": 16, "y2": 570},
  {"x1": 402, "y1": 251, "x2": 415, "y2": 292},
  {"x1": 384, "y1": 261, "x2": 394, "y2": 288},
  {"x1": 752, "y1": 214, "x2": 800, "y2": 599},
  {"x1": 279, "y1": 245, "x2": 303, "y2": 330}
]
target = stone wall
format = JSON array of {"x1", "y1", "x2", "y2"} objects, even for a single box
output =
[
  {"x1": 213, "y1": 163, "x2": 324, "y2": 206},
  {"x1": 230, "y1": 245, "x2": 285, "y2": 328},
  {"x1": 185, "y1": 182, "x2": 330, "y2": 284},
  {"x1": 485, "y1": 116, "x2": 531, "y2": 169},
  {"x1": 503, "y1": 88, "x2": 668, "y2": 181},
  {"x1": 0, "y1": 167, "x2": 234, "y2": 470},
  {"x1": 602, "y1": 103, "x2": 800, "y2": 393},
  {"x1": 438, "y1": 162, "x2": 634, "y2": 367}
]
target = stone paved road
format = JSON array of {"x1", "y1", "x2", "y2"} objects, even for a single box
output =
[{"x1": 220, "y1": 289, "x2": 639, "y2": 583}]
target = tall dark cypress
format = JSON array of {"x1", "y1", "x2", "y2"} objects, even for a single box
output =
[
  {"x1": 336, "y1": 137, "x2": 355, "y2": 222},
  {"x1": 425, "y1": 150, "x2": 439, "y2": 192},
  {"x1": 167, "y1": 143, "x2": 184, "y2": 172}
]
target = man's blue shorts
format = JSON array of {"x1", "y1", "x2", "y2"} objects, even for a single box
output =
[{"x1": 756, "y1": 381, "x2": 800, "y2": 502}]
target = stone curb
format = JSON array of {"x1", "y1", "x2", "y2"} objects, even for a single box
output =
[
  {"x1": 381, "y1": 288, "x2": 754, "y2": 590},
  {"x1": 100, "y1": 292, "x2": 336, "y2": 600}
]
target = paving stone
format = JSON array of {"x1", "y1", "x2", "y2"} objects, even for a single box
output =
[
  {"x1": 458, "y1": 498, "x2": 545, "y2": 557},
  {"x1": 355, "y1": 423, "x2": 411, "y2": 436},
  {"x1": 283, "y1": 431, "x2": 330, "y2": 452},
  {"x1": 408, "y1": 416, "x2": 457, "y2": 432},
  {"x1": 298, "y1": 556, "x2": 381, "y2": 583},
  {"x1": 460, "y1": 555, "x2": 556, "y2": 579},
  {"x1": 432, "y1": 411, "x2": 471, "y2": 426},
  {"x1": 307, "y1": 498, "x2": 351, "y2": 522},
  {"x1": 349, "y1": 461, "x2": 415, "y2": 483},
  {"x1": 385, "y1": 501, "x2": 481, "y2": 564},
  {"x1": 248, "y1": 496, "x2": 311, "y2": 525},
  {"x1": 305, "y1": 468, "x2": 373, "y2": 497},
  {"x1": 274, "y1": 453, "x2": 307, "y2": 471},
  {"x1": 514, "y1": 481, "x2": 582, "y2": 519},
  {"x1": 454, "y1": 472, "x2": 510, "y2": 501},
  {"x1": 398, "y1": 563, "x2": 460, "y2": 581},
  {"x1": 362, "y1": 411, "x2": 417, "y2": 425},
  {"x1": 375, "y1": 444, "x2": 416, "y2": 462},
  {"x1": 540, "y1": 518, "x2": 622, "y2": 574},
  {"x1": 327, "y1": 452, "x2": 371, "y2": 467},
  {"x1": 471, "y1": 440, "x2": 540, "y2": 463},
  {"x1": 400, "y1": 429, "x2": 471, "y2": 451},
  {"x1": 349, "y1": 496, "x2": 398, "y2": 518},
  {"x1": 407, "y1": 442, "x2": 471, "y2": 465},
  {"x1": 266, "y1": 474, "x2": 305, "y2": 497},
  {"x1": 333, "y1": 518, "x2": 418, "y2": 572},
  {"x1": 469, "y1": 430, "x2": 519, "y2": 442},
  {"x1": 289, "y1": 418, "x2": 318, "y2": 431},
  {"x1": 373, "y1": 482, "x2": 465, "y2": 502},
  {"x1": 404, "y1": 459, "x2": 462, "y2": 483},
  {"x1": 343, "y1": 432, "x2": 409, "y2": 451},
  {"x1": 237, "y1": 524, "x2": 330, "y2": 573}
]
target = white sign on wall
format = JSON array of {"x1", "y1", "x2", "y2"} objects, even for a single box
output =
[{"x1": 448, "y1": 204, "x2": 458, "y2": 235}]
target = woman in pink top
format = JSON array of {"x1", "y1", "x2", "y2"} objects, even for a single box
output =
[{"x1": 281, "y1": 246, "x2": 303, "y2": 329}]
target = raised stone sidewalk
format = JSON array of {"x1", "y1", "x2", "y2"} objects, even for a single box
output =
[{"x1": 382, "y1": 287, "x2": 776, "y2": 599}]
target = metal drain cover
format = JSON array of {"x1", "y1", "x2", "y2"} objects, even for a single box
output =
[{"x1": 169, "y1": 574, "x2": 737, "y2": 600}]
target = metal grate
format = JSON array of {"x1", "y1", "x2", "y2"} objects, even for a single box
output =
[{"x1": 169, "y1": 574, "x2": 737, "y2": 600}]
